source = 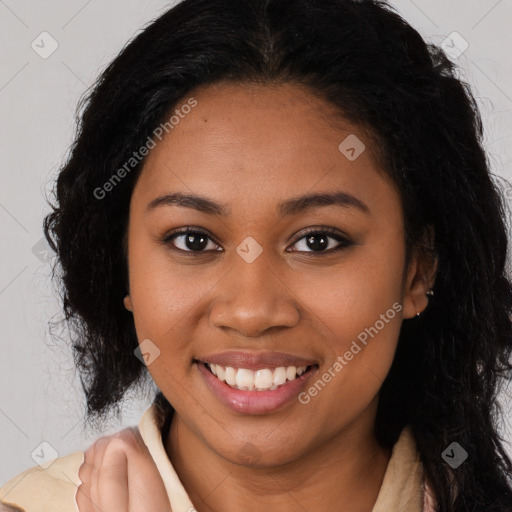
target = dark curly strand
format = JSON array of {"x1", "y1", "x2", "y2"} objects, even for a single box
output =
[{"x1": 43, "y1": 0, "x2": 512, "y2": 509}]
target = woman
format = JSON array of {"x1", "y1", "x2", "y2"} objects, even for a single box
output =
[{"x1": 1, "y1": 0, "x2": 511, "y2": 511}]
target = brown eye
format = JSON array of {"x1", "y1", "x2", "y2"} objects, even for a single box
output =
[
  {"x1": 163, "y1": 228, "x2": 221, "y2": 253},
  {"x1": 289, "y1": 228, "x2": 353, "y2": 254}
]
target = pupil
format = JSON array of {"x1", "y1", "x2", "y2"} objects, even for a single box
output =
[
  {"x1": 186, "y1": 233, "x2": 208, "y2": 251},
  {"x1": 307, "y1": 234, "x2": 328, "y2": 251}
]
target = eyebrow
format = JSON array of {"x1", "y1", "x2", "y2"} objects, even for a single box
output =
[{"x1": 146, "y1": 191, "x2": 370, "y2": 217}]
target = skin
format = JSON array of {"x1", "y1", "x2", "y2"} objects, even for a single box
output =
[
  {"x1": 77, "y1": 428, "x2": 172, "y2": 512},
  {"x1": 78, "y1": 81, "x2": 436, "y2": 511}
]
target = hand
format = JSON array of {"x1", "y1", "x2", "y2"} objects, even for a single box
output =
[{"x1": 76, "y1": 427, "x2": 172, "y2": 512}]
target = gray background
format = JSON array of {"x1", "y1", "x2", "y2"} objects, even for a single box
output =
[{"x1": 1, "y1": 0, "x2": 511, "y2": 485}]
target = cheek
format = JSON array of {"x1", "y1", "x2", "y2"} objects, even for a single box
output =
[
  {"x1": 128, "y1": 239, "x2": 206, "y2": 331},
  {"x1": 126, "y1": 248, "x2": 210, "y2": 387},
  {"x1": 291, "y1": 243, "x2": 405, "y2": 388},
  {"x1": 295, "y1": 245, "x2": 404, "y2": 337},
  {"x1": 127, "y1": 251, "x2": 206, "y2": 402},
  {"x1": 295, "y1": 266, "x2": 403, "y2": 424}
]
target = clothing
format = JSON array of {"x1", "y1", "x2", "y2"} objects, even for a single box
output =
[{"x1": 0, "y1": 402, "x2": 436, "y2": 511}]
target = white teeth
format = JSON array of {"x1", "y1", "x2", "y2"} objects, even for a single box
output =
[
  {"x1": 254, "y1": 369, "x2": 274, "y2": 390},
  {"x1": 236, "y1": 368, "x2": 255, "y2": 391},
  {"x1": 225, "y1": 366, "x2": 237, "y2": 386},
  {"x1": 273, "y1": 367, "x2": 287, "y2": 387},
  {"x1": 216, "y1": 365, "x2": 226, "y2": 382},
  {"x1": 205, "y1": 363, "x2": 311, "y2": 391},
  {"x1": 286, "y1": 366, "x2": 297, "y2": 380}
]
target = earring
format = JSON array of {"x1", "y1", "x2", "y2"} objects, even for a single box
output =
[
  {"x1": 416, "y1": 312, "x2": 421, "y2": 317},
  {"x1": 426, "y1": 289, "x2": 434, "y2": 296}
]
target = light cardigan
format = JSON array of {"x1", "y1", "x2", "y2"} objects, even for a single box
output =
[{"x1": 0, "y1": 404, "x2": 436, "y2": 512}]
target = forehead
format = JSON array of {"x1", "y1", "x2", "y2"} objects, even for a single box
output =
[{"x1": 132, "y1": 82, "x2": 397, "y2": 218}]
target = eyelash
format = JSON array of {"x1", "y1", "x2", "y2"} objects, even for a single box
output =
[{"x1": 161, "y1": 226, "x2": 353, "y2": 255}]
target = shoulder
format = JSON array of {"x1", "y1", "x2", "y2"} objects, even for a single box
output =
[{"x1": 0, "y1": 451, "x2": 84, "y2": 512}]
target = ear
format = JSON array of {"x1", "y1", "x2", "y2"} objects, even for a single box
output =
[
  {"x1": 124, "y1": 294, "x2": 133, "y2": 312},
  {"x1": 402, "y1": 225, "x2": 438, "y2": 319}
]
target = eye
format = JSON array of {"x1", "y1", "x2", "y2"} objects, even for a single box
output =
[
  {"x1": 163, "y1": 227, "x2": 221, "y2": 253},
  {"x1": 288, "y1": 227, "x2": 353, "y2": 254},
  {"x1": 162, "y1": 226, "x2": 353, "y2": 254}
]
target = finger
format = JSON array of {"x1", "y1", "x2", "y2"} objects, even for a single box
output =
[
  {"x1": 75, "y1": 482, "x2": 91, "y2": 512},
  {"x1": 97, "y1": 440, "x2": 130, "y2": 512},
  {"x1": 127, "y1": 427, "x2": 148, "y2": 454},
  {"x1": 76, "y1": 443, "x2": 97, "y2": 512},
  {"x1": 125, "y1": 436, "x2": 172, "y2": 512},
  {"x1": 104, "y1": 428, "x2": 162, "y2": 512},
  {"x1": 91, "y1": 437, "x2": 110, "y2": 510}
]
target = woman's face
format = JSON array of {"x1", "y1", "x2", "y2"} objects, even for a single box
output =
[{"x1": 124, "y1": 81, "x2": 427, "y2": 466}]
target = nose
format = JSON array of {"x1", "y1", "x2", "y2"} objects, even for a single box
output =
[{"x1": 208, "y1": 251, "x2": 300, "y2": 338}]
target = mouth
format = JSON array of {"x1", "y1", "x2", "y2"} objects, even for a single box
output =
[
  {"x1": 195, "y1": 359, "x2": 320, "y2": 415},
  {"x1": 197, "y1": 360, "x2": 319, "y2": 392}
]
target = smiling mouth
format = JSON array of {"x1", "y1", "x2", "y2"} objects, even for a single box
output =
[{"x1": 199, "y1": 361, "x2": 319, "y2": 392}]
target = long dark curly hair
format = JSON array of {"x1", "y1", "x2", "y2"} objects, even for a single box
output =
[{"x1": 43, "y1": 0, "x2": 512, "y2": 509}]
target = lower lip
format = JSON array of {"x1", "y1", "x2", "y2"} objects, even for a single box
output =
[{"x1": 196, "y1": 361, "x2": 318, "y2": 415}]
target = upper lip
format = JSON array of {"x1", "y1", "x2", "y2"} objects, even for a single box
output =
[{"x1": 196, "y1": 351, "x2": 319, "y2": 370}]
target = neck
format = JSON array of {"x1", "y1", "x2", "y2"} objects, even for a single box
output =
[{"x1": 164, "y1": 399, "x2": 391, "y2": 512}]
